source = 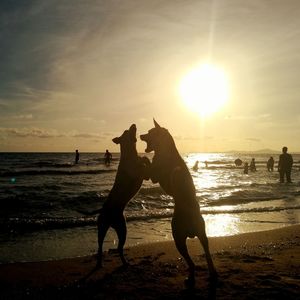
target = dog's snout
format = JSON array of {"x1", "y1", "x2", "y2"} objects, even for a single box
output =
[{"x1": 130, "y1": 124, "x2": 136, "y2": 131}]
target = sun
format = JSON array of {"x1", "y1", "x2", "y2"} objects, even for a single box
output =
[{"x1": 179, "y1": 63, "x2": 229, "y2": 117}]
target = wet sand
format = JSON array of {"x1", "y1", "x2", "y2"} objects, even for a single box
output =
[{"x1": 0, "y1": 225, "x2": 299, "y2": 299}]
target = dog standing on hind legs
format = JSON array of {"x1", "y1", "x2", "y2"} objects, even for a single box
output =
[
  {"x1": 140, "y1": 119, "x2": 217, "y2": 287},
  {"x1": 96, "y1": 124, "x2": 150, "y2": 268}
]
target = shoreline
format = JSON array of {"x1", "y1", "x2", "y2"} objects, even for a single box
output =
[
  {"x1": 1, "y1": 210, "x2": 299, "y2": 264},
  {"x1": 1, "y1": 224, "x2": 299, "y2": 299}
]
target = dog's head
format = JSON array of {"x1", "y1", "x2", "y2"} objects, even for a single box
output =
[
  {"x1": 113, "y1": 124, "x2": 137, "y2": 153},
  {"x1": 140, "y1": 119, "x2": 175, "y2": 153}
]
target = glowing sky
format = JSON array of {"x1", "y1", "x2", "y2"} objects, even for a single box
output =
[{"x1": 1, "y1": 0, "x2": 300, "y2": 152}]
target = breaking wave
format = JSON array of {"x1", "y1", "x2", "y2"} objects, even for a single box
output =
[{"x1": 2, "y1": 204, "x2": 299, "y2": 233}]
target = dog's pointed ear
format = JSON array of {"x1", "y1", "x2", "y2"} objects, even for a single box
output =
[
  {"x1": 112, "y1": 137, "x2": 120, "y2": 144},
  {"x1": 153, "y1": 118, "x2": 161, "y2": 128}
]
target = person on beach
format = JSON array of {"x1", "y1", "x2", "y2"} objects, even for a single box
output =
[
  {"x1": 278, "y1": 147, "x2": 293, "y2": 183},
  {"x1": 267, "y1": 156, "x2": 274, "y2": 172},
  {"x1": 75, "y1": 149, "x2": 80, "y2": 164},
  {"x1": 104, "y1": 149, "x2": 112, "y2": 166},
  {"x1": 249, "y1": 158, "x2": 256, "y2": 172},
  {"x1": 243, "y1": 162, "x2": 249, "y2": 174}
]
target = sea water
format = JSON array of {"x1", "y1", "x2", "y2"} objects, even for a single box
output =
[{"x1": 0, "y1": 152, "x2": 299, "y2": 263}]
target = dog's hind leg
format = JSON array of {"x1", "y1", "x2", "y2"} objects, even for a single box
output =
[
  {"x1": 114, "y1": 214, "x2": 128, "y2": 266},
  {"x1": 97, "y1": 219, "x2": 110, "y2": 268},
  {"x1": 172, "y1": 221, "x2": 195, "y2": 287},
  {"x1": 197, "y1": 218, "x2": 217, "y2": 280},
  {"x1": 174, "y1": 236, "x2": 196, "y2": 288},
  {"x1": 198, "y1": 234, "x2": 217, "y2": 281}
]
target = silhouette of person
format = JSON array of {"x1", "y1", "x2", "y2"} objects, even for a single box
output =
[
  {"x1": 192, "y1": 161, "x2": 199, "y2": 171},
  {"x1": 278, "y1": 147, "x2": 293, "y2": 183},
  {"x1": 267, "y1": 156, "x2": 274, "y2": 172},
  {"x1": 249, "y1": 158, "x2": 256, "y2": 172},
  {"x1": 243, "y1": 162, "x2": 249, "y2": 174},
  {"x1": 75, "y1": 149, "x2": 80, "y2": 164},
  {"x1": 104, "y1": 149, "x2": 112, "y2": 166}
]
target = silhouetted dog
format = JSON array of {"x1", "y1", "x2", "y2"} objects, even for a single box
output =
[
  {"x1": 96, "y1": 124, "x2": 150, "y2": 267},
  {"x1": 140, "y1": 120, "x2": 217, "y2": 287}
]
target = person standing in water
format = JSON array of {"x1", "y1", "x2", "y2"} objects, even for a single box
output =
[
  {"x1": 104, "y1": 149, "x2": 112, "y2": 166},
  {"x1": 75, "y1": 149, "x2": 80, "y2": 164},
  {"x1": 249, "y1": 158, "x2": 256, "y2": 172},
  {"x1": 278, "y1": 147, "x2": 293, "y2": 183},
  {"x1": 267, "y1": 156, "x2": 274, "y2": 172},
  {"x1": 192, "y1": 160, "x2": 199, "y2": 171}
]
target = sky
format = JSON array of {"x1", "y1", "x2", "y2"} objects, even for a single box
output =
[{"x1": 1, "y1": 0, "x2": 300, "y2": 153}]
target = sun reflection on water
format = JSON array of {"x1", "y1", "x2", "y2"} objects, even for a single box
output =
[
  {"x1": 204, "y1": 213, "x2": 240, "y2": 237},
  {"x1": 185, "y1": 153, "x2": 243, "y2": 236}
]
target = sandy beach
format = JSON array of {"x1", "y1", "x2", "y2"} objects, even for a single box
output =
[{"x1": 0, "y1": 225, "x2": 299, "y2": 299}]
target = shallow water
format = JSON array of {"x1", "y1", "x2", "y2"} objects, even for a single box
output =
[{"x1": 0, "y1": 152, "x2": 299, "y2": 263}]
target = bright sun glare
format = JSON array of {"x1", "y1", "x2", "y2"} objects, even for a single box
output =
[{"x1": 179, "y1": 63, "x2": 229, "y2": 117}]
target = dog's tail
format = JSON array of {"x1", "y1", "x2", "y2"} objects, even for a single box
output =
[{"x1": 77, "y1": 208, "x2": 103, "y2": 216}]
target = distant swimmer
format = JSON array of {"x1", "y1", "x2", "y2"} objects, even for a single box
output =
[
  {"x1": 278, "y1": 147, "x2": 293, "y2": 183},
  {"x1": 104, "y1": 149, "x2": 112, "y2": 166},
  {"x1": 75, "y1": 149, "x2": 80, "y2": 164},
  {"x1": 192, "y1": 160, "x2": 199, "y2": 171},
  {"x1": 243, "y1": 162, "x2": 249, "y2": 174},
  {"x1": 249, "y1": 158, "x2": 256, "y2": 172},
  {"x1": 267, "y1": 156, "x2": 274, "y2": 172}
]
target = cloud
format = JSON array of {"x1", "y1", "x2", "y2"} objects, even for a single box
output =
[
  {"x1": 0, "y1": 127, "x2": 107, "y2": 139},
  {"x1": 72, "y1": 133, "x2": 101, "y2": 138},
  {"x1": 0, "y1": 127, "x2": 62, "y2": 138},
  {"x1": 173, "y1": 135, "x2": 217, "y2": 143},
  {"x1": 204, "y1": 136, "x2": 214, "y2": 140},
  {"x1": 0, "y1": 99, "x2": 9, "y2": 108},
  {"x1": 174, "y1": 135, "x2": 204, "y2": 141},
  {"x1": 12, "y1": 114, "x2": 33, "y2": 120},
  {"x1": 225, "y1": 114, "x2": 271, "y2": 121},
  {"x1": 245, "y1": 137, "x2": 261, "y2": 142}
]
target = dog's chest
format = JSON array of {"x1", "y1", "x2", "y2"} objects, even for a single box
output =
[
  {"x1": 114, "y1": 162, "x2": 143, "y2": 187},
  {"x1": 151, "y1": 159, "x2": 175, "y2": 195}
]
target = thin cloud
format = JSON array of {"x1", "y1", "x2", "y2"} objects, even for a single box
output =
[
  {"x1": 225, "y1": 114, "x2": 271, "y2": 121},
  {"x1": 204, "y1": 136, "x2": 214, "y2": 140},
  {"x1": 245, "y1": 138, "x2": 261, "y2": 142},
  {"x1": 72, "y1": 133, "x2": 102, "y2": 138},
  {"x1": 12, "y1": 114, "x2": 33, "y2": 120},
  {"x1": 0, "y1": 127, "x2": 109, "y2": 139},
  {"x1": 0, "y1": 99, "x2": 9, "y2": 108},
  {"x1": 174, "y1": 135, "x2": 202, "y2": 141},
  {"x1": 0, "y1": 127, "x2": 60, "y2": 138}
]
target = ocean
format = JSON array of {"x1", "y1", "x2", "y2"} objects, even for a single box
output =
[{"x1": 1, "y1": 152, "x2": 300, "y2": 263}]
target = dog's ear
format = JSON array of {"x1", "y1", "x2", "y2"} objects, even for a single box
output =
[
  {"x1": 112, "y1": 137, "x2": 120, "y2": 144},
  {"x1": 153, "y1": 118, "x2": 161, "y2": 128}
]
